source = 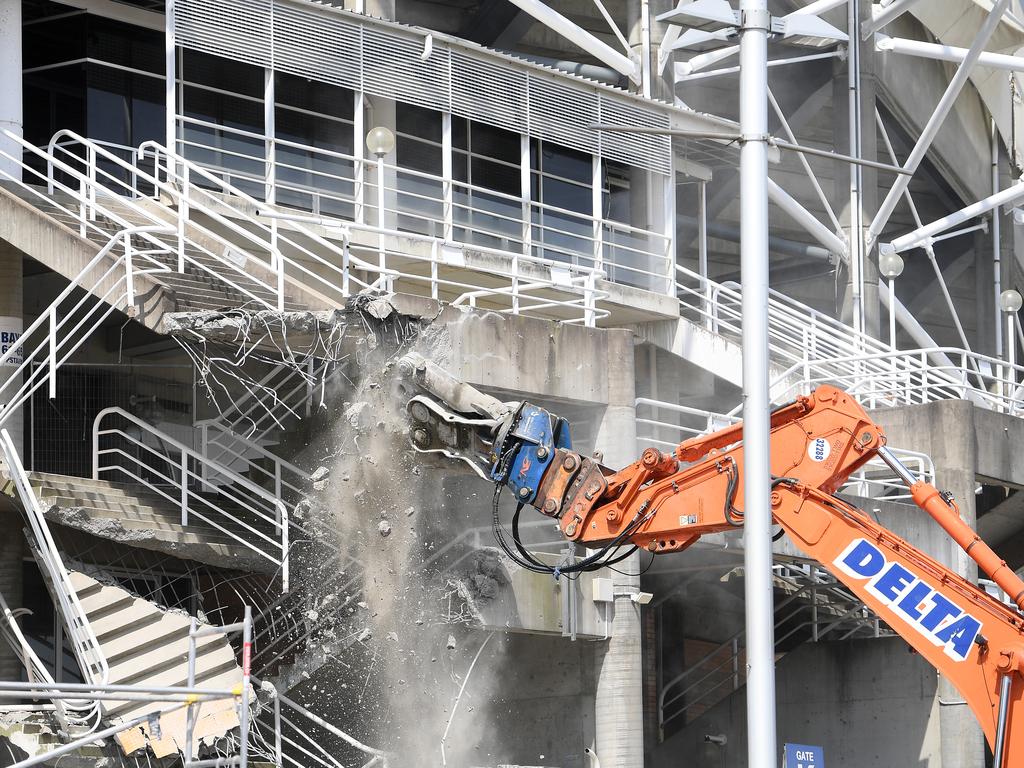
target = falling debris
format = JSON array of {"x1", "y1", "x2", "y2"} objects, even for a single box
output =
[
  {"x1": 447, "y1": 634, "x2": 457, "y2": 650},
  {"x1": 311, "y1": 466, "x2": 330, "y2": 491},
  {"x1": 378, "y1": 520, "x2": 392, "y2": 537}
]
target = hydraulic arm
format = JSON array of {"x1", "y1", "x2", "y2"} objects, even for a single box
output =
[{"x1": 399, "y1": 353, "x2": 1024, "y2": 765}]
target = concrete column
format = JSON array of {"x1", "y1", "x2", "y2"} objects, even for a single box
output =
[
  {"x1": 0, "y1": 0, "x2": 23, "y2": 182},
  {"x1": 591, "y1": 329, "x2": 643, "y2": 768},
  {"x1": 872, "y1": 400, "x2": 984, "y2": 768},
  {"x1": 0, "y1": 243, "x2": 23, "y2": 460},
  {"x1": 832, "y1": 0, "x2": 880, "y2": 338},
  {"x1": 0, "y1": 510, "x2": 23, "y2": 682}
]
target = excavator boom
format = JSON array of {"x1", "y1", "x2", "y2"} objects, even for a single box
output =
[{"x1": 398, "y1": 353, "x2": 1024, "y2": 765}]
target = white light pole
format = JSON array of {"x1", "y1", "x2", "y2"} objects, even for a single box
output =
[
  {"x1": 1000, "y1": 289, "x2": 1022, "y2": 407},
  {"x1": 879, "y1": 250, "x2": 904, "y2": 350},
  {"x1": 738, "y1": 3, "x2": 777, "y2": 768},
  {"x1": 366, "y1": 126, "x2": 395, "y2": 271}
]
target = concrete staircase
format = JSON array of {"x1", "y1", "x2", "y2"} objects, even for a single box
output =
[
  {"x1": 66, "y1": 569, "x2": 244, "y2": 757},
  {"x1": 0, "y1": 182, "x2": 306, "y2": 320},
  {"x1": 31, "y1": 472, "x2": 277, "y2": 574}
]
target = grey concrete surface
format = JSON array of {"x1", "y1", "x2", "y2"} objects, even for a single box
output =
[{"x1": 652, "y1": 637, "x2": 942, "y2": 768}]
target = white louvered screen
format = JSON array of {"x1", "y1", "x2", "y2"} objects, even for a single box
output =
[
  {"x1": 176, "y1": 0, "x2": 272, "y2": 69},
  {"x1": 598, "y1": 97, "x2": 672, "y2": 175},
  {"x1": 527, "y1": 75, "x2": 599, "y2": 158},
  {"x1": 273, "y1": 4, "x2": 361, "y2": 89},
  {"x1": 174, "y1": 0, "x2": 674, "y2": 174},
  {"x1": 450, "y1": 52, "x2": 528, "y2": 136},
  {"x1": 361, "y1": 27, "x2": 451, "y2": 111}
]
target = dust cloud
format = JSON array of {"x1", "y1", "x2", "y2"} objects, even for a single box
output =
[{"x1": 287, "y1": 298, "x2": 508, "y2": 768}]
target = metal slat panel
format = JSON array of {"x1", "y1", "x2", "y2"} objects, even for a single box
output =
[
  {"x1": 273, "y1": 4, "x2": 361, "y2": 89},
  {"x1": 450, "y1": 52, "x2": 527, "y2": 135},
  {"x1": 361, "y1": 27, "x2": 450, "y2": 112},
  {"x1": 176, "y1": 0, "x2": 272, "y2": 68},
  {"x1": 528, "y1": 75, "x2": 598, "y2": 157},
  {"x1": 598, "y1": 96, "x2": 671, "y2": 175},
  {"x1": 174, "y1": 0, "x2": 676, "y2": 173}
]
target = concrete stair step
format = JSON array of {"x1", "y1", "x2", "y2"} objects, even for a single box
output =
[
  {"x1": 106, "y1": 632, "x2": 224, "y2": 683},
  {"x1": 62, "y1": 570, "x2": 245, "y2": 727}
]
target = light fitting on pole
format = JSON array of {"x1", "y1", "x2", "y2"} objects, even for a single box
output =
[
  {"x1": 365, "y1": 126, "x2": 395, "y2": 158},
  {"x1": 1000, "y1": 288, "x2": 1023, "y2": 313},
  {"x1": 879, "y1": 251, "x2": 904, "y2": 279}
]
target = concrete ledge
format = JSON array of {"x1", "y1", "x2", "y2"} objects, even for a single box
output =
[{"x1": 0, "y1": 185, "x2": 176, "y2": 333}]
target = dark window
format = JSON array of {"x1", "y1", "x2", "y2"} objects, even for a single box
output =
[
  {"x1": 87, "y1": 16, "x2": 163, "y2": 74},
  {"x1": 274, "y1": 76, "x2": 356, "y2": 218},
  {"x1": 182, "y1": 49, "x2": 264, "y2": 99},
  {"x1": 23, "y1": 14, "x2": 87, "y2": 69},
  {"x1": 276, "y1": 72, "x2": 354, "y2": 121}
]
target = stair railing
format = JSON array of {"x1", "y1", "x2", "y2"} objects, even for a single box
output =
[
  {"x1": 657, "y1": 564, "x2": 887, "y2": 737},
  {"x1": 0, "y1": 430, "x2": 108, "y2": 730},
  {"x1": 252, "y1": 677, "x2": 388, "y2": 768},
  {"x1": 0, "y1": 591, "x2": 82, "y2": 732},
  {"x1": 92, "y1": 408, "x2": 290, "y2": 590},
  {"x1": 1, "y1": 130, "x2": 294, "y2": 313},
  {"x1": 0, "y1": 225, "x2": 173, "y2": 432},
  {"x1": 137, "y1": 139, "x2": 396, "y2": 305},
  {"x1": 194, "y1": 358, "x2": 335, "y2": 476}
]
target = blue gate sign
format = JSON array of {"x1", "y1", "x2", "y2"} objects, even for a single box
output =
[{"x1": 784, "y1": 743, "x2": 824, "y2": 768}]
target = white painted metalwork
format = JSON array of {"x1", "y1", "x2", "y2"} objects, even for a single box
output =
[
  {"x1": 173, "y1": 113, "x2": 672, "y2": 302},
  {"x1": 174, "y1": 0, "x2": 678, "y2": 174},
  {"x1": 675, "y1": 264, "x2": 1024, "y2": 415},
  {"x1": 0, "y1": 429, "x2": 109, "y2": 731},
  {"x1": 867, "y1": 0, "x2": 1012, "y2": 247},
  {"x1": 92, "y1": 407, "x2": 291, "y2": 590}
]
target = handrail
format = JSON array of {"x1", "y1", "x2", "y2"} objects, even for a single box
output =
[
  {"x1": 10, "y1": 129, "x2": 290, "y2": 310},
  {"x1": 0, "y1": 429, "x2": 108, "y2": 731},
  {"x1": 658, "y1": 566, "x2": 886, "y2": 733},
  {"x1": 0, "y1": 593, "x2": 86, "y2": 732},
  {"x1": 677, "y1": 263, "x2": 1024, "y2": 415},
  {"x1": 92, "y1": 407, "x2": 290, "y2": 590},
  {"x1": 253, "y1": 677, "x2": 388, "y2": 768}
]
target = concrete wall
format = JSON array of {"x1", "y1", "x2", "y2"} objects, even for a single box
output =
[{"x1": 652, "y1": 638, "x2": 942, "y2": 768}]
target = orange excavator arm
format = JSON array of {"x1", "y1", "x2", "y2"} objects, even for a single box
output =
[
  {"x1": 400, "y1": 357, "x2": 1024, "y2": 764},
  {"x1": 540, "y1": 386, "x2": 1024, "y2": 764}
]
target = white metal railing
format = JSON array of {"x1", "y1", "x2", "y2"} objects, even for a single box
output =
[
  {"x1": 758, "y1": 348, "x2": 1024, "y2": 416},
  {"x1": 658, "y1": 562, "x2": 887, "y2": 737},
  {"x1": 251, "y1": 678, "x2": 388, "y2": 768},
  {"x1": 0, "y1": 226, "x2": 172, "y2": 432},
  {"x1": 2, "y1": 128, "x2": 307, "y2": 312},
  {"x1": 677, "y1": 263, "x2": 1024, "y2": 416},
  {"x1": 635, "y1": 397, "x2": 935, "y2": 501},
  {"x1": 0, "y1": 429, "x2": 108, "y2": 731},
  {"x1": 194, "y1": 358, "x2": 334, "y2": 482},
  {"x1": 7, "y1": 127, "x2": 615, "y2": 326},
  {"x1": 148, "y1": 135, "x2": 611, "y2": 326},
  {"x1": 177, "y1": 113, "x2": 674, "y2": 295},
  {"x1": 92, "y1": 408, "x2": 290, "y2": 590}
]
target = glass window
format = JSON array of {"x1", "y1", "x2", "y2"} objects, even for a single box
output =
[
  {"x1": 182, "y1": 50, "x2": 264, "y2": 99},
  {"x1": 274, "y1": 75, "x2": 356, "y2": 218},
  {"x1": 23, "y1": 14, "x2": 87, "y2": 70},
  {"x1": 450, "y1": 118, "x2": 523, "y2": 250},
  {"x1": 276, "y1": 72, "x2": 353, "y2": 121},
  {"x1": 395, "y1": 103, "x2": 444, "y2": 237},
  {"x1": 87, "y1": 16, "x2": 163, "y2": 74},
  {"x1": 531, "y1": 139, "x2": 594, "y2": 267}
]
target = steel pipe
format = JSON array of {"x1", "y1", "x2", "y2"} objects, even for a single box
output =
[{"x1": 738, "y1": 5, "x2": 778, "y2": 768}]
